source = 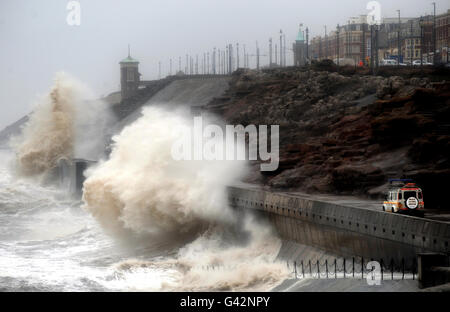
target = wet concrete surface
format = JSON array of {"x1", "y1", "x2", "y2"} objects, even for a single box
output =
[
  {"x1": 232, "y1": 182, "x2": 449, "y2": 223},
  {"x1": 273, "y1": 278, "x2": 419, "y2": 292}
]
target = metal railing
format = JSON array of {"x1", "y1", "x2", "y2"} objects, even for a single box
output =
[
  {"x1": 188, "y1": 257, "x2": 417, "y2": 282},
  {"x1": 286, "y1": 257, "x2": 417, "y2": 280}
]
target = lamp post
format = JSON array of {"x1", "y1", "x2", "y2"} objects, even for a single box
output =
[
  {"x1": 256, "y1": 41, "x2": 260, "y2": 70},
  {"x1": 410, "y1": 20, "x2": 414, "y2": 66},
  {"x1": 432, "y1": 2, "x2": 437, "y2": 64},
  {"x1": 275, "y1": 43, "x2": 278, "y2": 65},
  {"x1": 306, "y1": 27, "x2": 309, "y2": 62},
  {"x1": 375, "y1": 24, "x2": 379, "y2": 72},
  {"x1": 348, "y1": 20, "x2": 351, "y2": 62},
  {"x1": 213, "y1": 48, "x2": 216, "y2": 74},
  {"x1": 280, "y1": 30, "x2": 283, "y2": 67},
  {"x1": 217, "y1": 50, "x2": 220, "y2": 74},
  {"x1": 158, "y1": 61, "x2": 161, "y2": 79},
  {"x1": 336, "y1": 24, "x2": 340, "y2": 67},
  {"x1": 362, "y1": 23, "x2": 366, "y2": 66},
  {"x1": 319, "y1": 37, "x2": 322, "y2": 60},
  {"x1": 397, "y1": 10, "x2": 401, "y2": 66},
  {"x1": 225, "y1": 45, "x2": 228, "y2": 73},
  {"x1": 243, "y1": 45, "x2": 246, "y2": 68},
  {"x1": 236, "y1": 43, "x2": 239, "y2": 69},
  {"x1": 269, "y1": 38, "x2": 273, "y2": 67},
  {"x1": 228, "y1": 44, "x2": 232, "y2": 73},
  {"x1": 370, "y1": 24, "x2": 374, "y2": 71},
  {"x1": 420, "y1": 16, "x2": 424, "y2": 66}
]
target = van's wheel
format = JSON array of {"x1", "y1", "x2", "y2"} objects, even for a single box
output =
[{"x1": 391, "y1": 207, "x2": 395, "y2": 213}]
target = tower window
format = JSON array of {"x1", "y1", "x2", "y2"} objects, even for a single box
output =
[{"x1": 127, "y1": 67, "x2": 134, "y2": 82}]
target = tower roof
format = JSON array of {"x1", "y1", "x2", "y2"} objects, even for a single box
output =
[
  {"x1": 120, "y1": 56, "x2": 139, "y2": 64},
  {"x1": 120, "y1": 45, "x2": 139, "y2": 64}
]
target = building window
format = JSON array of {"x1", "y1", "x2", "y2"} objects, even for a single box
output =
[{"x1": 127, "y1": 67, "x2": 134, "y2": 82}]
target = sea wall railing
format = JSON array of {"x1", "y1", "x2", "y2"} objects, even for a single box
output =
[
  {"x1": 285, "y1": 257, "x2": 417, "y2": 280},
  {"x1": 195, "y1": 257, "x2": 417, "y2": 280}
]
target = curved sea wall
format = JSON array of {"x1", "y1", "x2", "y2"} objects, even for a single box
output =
[{"x1": 228, "y1": 186, "x2": 450, "y2": 262}]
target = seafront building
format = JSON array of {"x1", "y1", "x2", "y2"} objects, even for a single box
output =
[{"x1": 302, "y1": 9, "x2": 449, "y2": 65}]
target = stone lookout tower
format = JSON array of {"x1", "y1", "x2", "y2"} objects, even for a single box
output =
[
  {"x1": 120, "y1": 46, "x2": 140, "y2": 100},
  {"x1": 293, "y1": 24, "x2": 307, "y2": 66}
]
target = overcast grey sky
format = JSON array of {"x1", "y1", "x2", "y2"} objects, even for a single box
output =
[{"x1": 0, "y1": 0, "x2": 448, "y2": 129}]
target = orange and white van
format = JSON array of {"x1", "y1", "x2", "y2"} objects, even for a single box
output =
[{"x1": 383, "y1": 180, "x2": 424, "y2": 216}]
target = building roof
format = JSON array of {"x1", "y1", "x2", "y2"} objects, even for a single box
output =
[{"x1": 382, "y1": 17, "x2": 416, "y2": 24}]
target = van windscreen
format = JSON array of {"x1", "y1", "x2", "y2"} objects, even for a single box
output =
[{"x1": 403, "y1": 191, "x2": 416, "y2": 199}]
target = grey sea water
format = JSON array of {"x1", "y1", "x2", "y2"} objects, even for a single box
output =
[{"x1": 0, "y1": 150, "x2": 183, "y2": 291}]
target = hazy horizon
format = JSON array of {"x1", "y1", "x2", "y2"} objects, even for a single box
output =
[{"x1": 0, "y1": 0, "x2": 448, "y2": 129}]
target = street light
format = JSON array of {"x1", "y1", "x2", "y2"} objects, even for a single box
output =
[
  {"x1": 158, "y1": 61, "x2": 161, "y2": 79},
  {"x1": 370, "y1": 23, "x2": 374, "y2": 71},
  {"x1": 236, "y1": 43, "x2": 239, "y2": 69},
  {"x1": 397, "y1": 10, "x2": 401, "y2": 66},
  {"x1": 432, "y1": 2, "x2": 437, "y2": 65},
  {"x1": 420, "y1": 16, "x2": 424, "y2": 66},
  {"x1": 269, "y1": 38, "x2": 272, "y2": 67},
  {"x1": 279, "y1": 30, "x2": 283, "y2": 67},
  {"x1": 347, "y1": 20, "x2": 350, "y2": 60},
  {"x1": 410, "y1": 20, "x2": 414, "y2": 66},
  {"x1": 375, "y1": 24, "x2": 379, "y2": 72},
  {"x1": 306, "y1": 27, "x2": 309, "y2": 62},
  {"x1": 336, "y1": 24, "x2": 340, "y2": 67}
]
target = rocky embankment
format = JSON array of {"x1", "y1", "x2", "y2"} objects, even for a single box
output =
[{"x1": 206, "y1": 65, "x2": 450, "y2": 210}]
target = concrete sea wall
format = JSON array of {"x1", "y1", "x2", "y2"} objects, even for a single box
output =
[{"x1": 228, "y1": 186, "x2": 450, "y2": 262}]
